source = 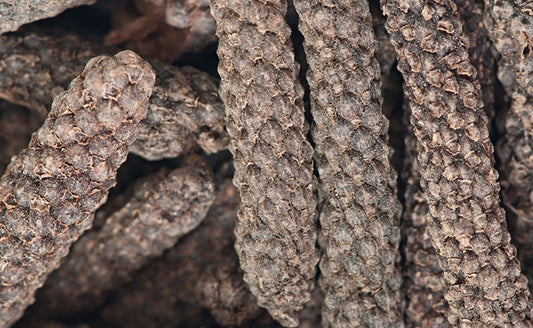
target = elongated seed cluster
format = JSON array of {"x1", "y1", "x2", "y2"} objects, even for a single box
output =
[
  {"x1": 381, "y1": 0, "x2": 532, "y2": 325},
  {"x1": 3, "y1": 0, "x2": 533, "y2": 326},
  {"x1": 0, "y1": 29, "x2": 228, "y2": 160},
  {"x1": 210, "y1": 0, "x2": 319, "y2": 325},
  {"x1": 401, "y1": 104, "x2": 450, "y2": 327},
  {"x1": 484, "y1": 0, "x2": 533, "y2": 286},
  {"x1": 292, "y1": 0, "x2": 404, "y2": 326},
  {"x1": 0, "y1": 50, "x2": 155, "y2": 327},
  {"x1": 0, "y1": 0, "x2": 97, "y2": 34},
  {"x1": 36, "y1": 155, "x2": 214, "y2": 315}
]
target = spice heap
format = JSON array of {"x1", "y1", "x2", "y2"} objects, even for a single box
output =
[{"x1": 1, "y1": 0, "x2": 533, "y2": 327}]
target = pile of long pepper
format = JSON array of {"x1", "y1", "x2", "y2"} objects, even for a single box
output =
[{"x1": 0, "y1": 0, "x2": 532, "y2": 327}]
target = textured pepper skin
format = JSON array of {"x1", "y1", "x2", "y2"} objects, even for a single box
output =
[
  {"x1": 292, "y1": 0, "x2": 404, "y2": 326},
  {"x1": 0, "y1": 50, "x2": 155, "y2": 327},
  {"x1": 209, "y1": 0, "x2": 319, "y2": 326},
  {"x1": 380, "y1": 0, "x2": 532, "y2": 326},
  {"x1": 484, "y1": 0, "x2": 533, "y2": 287},
  {"x1": 0, "y1": 0, "x2": 97, "y2": 35},
  {"x1": 35, "y1": 155, "x2": 215, "y2": 315},
  {"x1": 0, "y1": 29, "x2": 228, "y2": 160}
]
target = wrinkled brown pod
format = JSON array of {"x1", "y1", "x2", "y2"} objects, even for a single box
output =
[
  {"x1": 0, "y1": 50, "x2": 155, "y2": 327},
  {"x1": 381, "y1": 0, "x2": 532, "y2": 326}
]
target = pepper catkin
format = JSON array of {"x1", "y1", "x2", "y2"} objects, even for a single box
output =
[
  {"x1": 0, "y1": 50, "x2": 155, "y2": 327},
  {"x1": 0, "y1": 29, "x2": 228, "y2": 159},
  {"x1": 210, "y1": 0, "x2": 319, "y2": 326},
  {"x1": 36, "y1": 155, "x2": 215, "y2": 314},
  {"x1": 401, "y1": 103, "x2": 450, "y2": 328},
  {"x1": 292, "y1": 0, "x2": 404, "y2": 326},
  {"x1": 381, "y1": 0, "x2": 532, "y2": 325},
  {"x1": 96, "y1": 179, "x2": 240, "y2": 328},
  {"x1": 484, "y1": 0, "x2": 533, "y2": 285}
]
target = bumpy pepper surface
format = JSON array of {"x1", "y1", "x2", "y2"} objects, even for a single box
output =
[
  {"x1": 381, "y1": 0, "x2": 532, "y2": 325},
  {"x1": 0, "y1": 50, "x2": 155, "y2": 326},
  {"x1": 209, "y1": 0, "x2": 319, "y2": 325},
  {"x1": 292, "y1": 0, "x2": 404, "y2": 326}
]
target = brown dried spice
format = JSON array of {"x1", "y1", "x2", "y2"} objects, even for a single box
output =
[
  {"x1": 210, "y1": 0, "x2": 319, "y2": 326},
  {"x1": 96, "y1": 179, "x2": 242, "y2": 327},
  {"x1": 456, "y1": 0, "x2": 496, "y2": 121},
  {"x1": 0, "y1": 29, "x2": 229, "y2": 160},
  {"x1": 0, "y1": 50, "x2": 155, "y2": 327},
  {"x1": 401, "y1": 1, "x2": 494, "y2": 325},
  {"x1": 485, "y1": 0, "x2": 533, "y2": 286},
  {"x1": 293, "y1": 0, "x2": 404, "y2": 326},
  {"x1": 401, "y1": 102, "x2": 450, "y2": 328},
  {"x1": 381, "y1": 0, "x2": 532, "y2": 326},
  {"x1": 0, "y1": 0, "x2": 97, "y2": 35},
  {"x1": 195, "y1": 248, "x2": 264, "y2": 327},
  {"x1": 35, "y1": 155, "x2": 215, "y2": 315}
]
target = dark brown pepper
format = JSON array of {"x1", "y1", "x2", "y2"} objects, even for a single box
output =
[
  {"x1": 401, "y1": 101, "x2": 450, "y2": 328},
  {"x1": 96, "y1": 179, "x2": 241, "y2": 328},
  {"x1": 210, "y1": 0, "x2": 319, "y2": 326},
  {"x1": 0, "y1": 29, "x2": 228, "y2": 160},
  {"x1": 0, "y1": 0, "x2": 97, "y2": 35},
  {"x1": 292, "y1": 0, "x2": 404, "y2": 326},
  {"x1": 0, "y1": 50, "x2": 155, "y2": 327},
  {"x1": 35, "y1": 155, "x2": 215, "y2": 315},
  {"x1": 381, "y1": 0, "x2": 532, "y2": 326},
  {"x1": 484, "y1": 0, "x2": 533, "y2": 288}
]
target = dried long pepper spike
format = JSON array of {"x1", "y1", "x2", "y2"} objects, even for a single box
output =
[
  {"x1": 401, "y1": 2, "x2": 494, "y2": 325},
  {"x1": 484, "y1": 0, "x2": 533, "y2": 283},
  {"x1": 381, "y1": 0, "x2": 532, "y2": 326},
  {"x1": 401, "y1": 103, "x2": 450, "y2": 328},
  {"x1": 0, "y1": 29, "x2": 229, "y2": 159},
  {"x1": 132, "y1": 61, "x2": 229, "y2": 159},
  {"x1": 0, "y1": 0, "x2": 97, "y2": 35},
  {"x1": 292, "y1": 0, "x2": 403, "y2": 327},
  {"x1": 96, "y1": 179, "x2": 239, "y2": 328},
  {"x1": 38, "y1": 155, "x2": 215, "y2": 315},
  {"x1": 210, "y1": 0, "x2": 319, "y2": 325},
  {"x1": 456, "y1": 0, "x2": 496, "y2": 121},
  {"x1": 0, "y1": 50, "x2": 155, "y2": 327}
]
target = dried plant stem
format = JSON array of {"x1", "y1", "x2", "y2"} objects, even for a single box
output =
[
  {"x1": 484, "y1": 0, "x2": 533, "y2": 284},
  {"x1": 0, "y1": 30, "x2": 228, "y2": 160},
  {"x1": 209, "y1": 0, "x2": 319, "y2": 325},
  {"x1": 292, "y1": 0, "x2": 403, "y2": 326},
  {"x1": 0, "y1": 50, "x2": 155, "y2": 327},
  {"x1": 36, "y1": 155, "x2": 215, "y2": 315},
  {"x1": 381, "y1": 0, "x2": 532, "y2": 325}
]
